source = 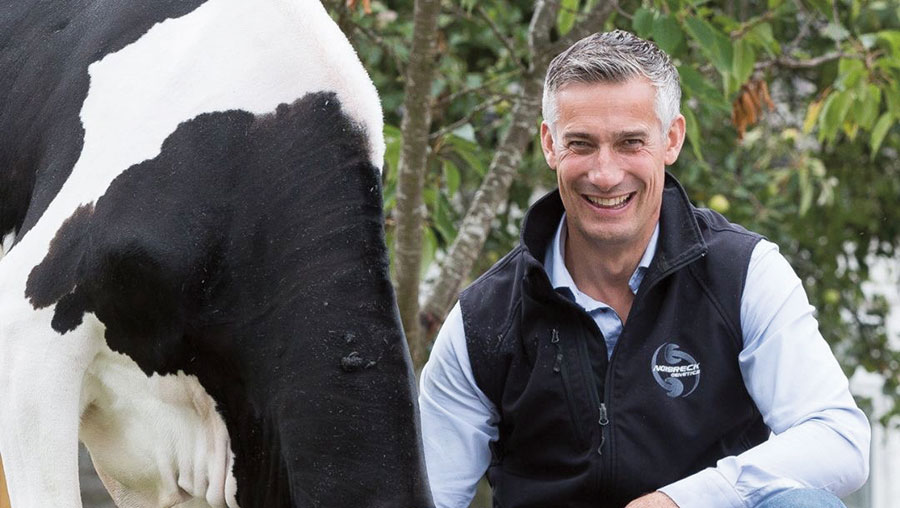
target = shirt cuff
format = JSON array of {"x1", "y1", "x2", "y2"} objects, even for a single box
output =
[{"x1": 659, "y1": 468, "x2": 745, "y2": 508}]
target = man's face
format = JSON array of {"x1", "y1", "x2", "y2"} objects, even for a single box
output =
[{"x1": 540, "y1": 78, "x2": 685, "y2": 252}]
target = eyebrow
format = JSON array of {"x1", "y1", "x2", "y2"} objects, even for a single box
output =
[
  {"x1": 616, "y1": 129, "x2": 650, "y2": 139},
  {"x1": 562, "y1": 131, "x2": 595, "y2": 141},
  {"x1": 562, "y1": 129, "x2": 650, "y2": 142}
]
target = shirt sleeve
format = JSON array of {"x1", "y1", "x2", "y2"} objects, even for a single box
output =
[
  {"x1": 660, "y1": 239, "x2": 871, "y2": 508},
  {"x1": 418, "y1": 302, "x2": 500, "y2": 508}
]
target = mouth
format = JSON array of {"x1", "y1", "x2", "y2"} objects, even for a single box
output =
[{"x1": 583, "y1": 192, "x2": 635, "y2": 210}]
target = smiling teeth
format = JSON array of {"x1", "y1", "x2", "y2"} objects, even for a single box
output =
[{"x1": 586, "y1": 194, "x2": 630, "y2": 207}]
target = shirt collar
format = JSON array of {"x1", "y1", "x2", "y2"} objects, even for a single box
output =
[{"x1": 543, "y1": 213, "x2": 659, "y2": 310}]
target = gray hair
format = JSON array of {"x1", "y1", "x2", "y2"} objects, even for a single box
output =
[{"x1": 542, "y1": 30, "x2": 681, "y2": 134}]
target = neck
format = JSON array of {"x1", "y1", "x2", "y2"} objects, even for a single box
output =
[{"x1": 563, "y1": 222, "x2": 656, "y2": 319}]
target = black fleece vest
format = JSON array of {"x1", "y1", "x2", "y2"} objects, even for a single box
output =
[{"x1": 459, "y1": 174, "x2": 769, "y2": 508}]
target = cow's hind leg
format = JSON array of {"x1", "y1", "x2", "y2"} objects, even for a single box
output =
[{"x1": 0, "y1": 302, "x2": 102, "y2": 508}]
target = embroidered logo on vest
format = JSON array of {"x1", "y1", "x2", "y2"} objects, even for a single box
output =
[{"x1": 651, "y1": 343, "x2": 701, "y2": 398}]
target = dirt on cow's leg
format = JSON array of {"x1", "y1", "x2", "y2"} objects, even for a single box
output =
[{"x1": 0, "y1": 455, "x2": 11, "y2": 508}]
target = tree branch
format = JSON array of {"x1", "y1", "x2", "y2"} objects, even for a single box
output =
[
  {"x1": 611, "y1": 0, "x2": 633, "y2": 21},
  {"x1": 730, "y1": 11, "x2": 777, "y2": 39},
  {"x1": 476, "y1": 5, "x2": 528, "y2": 73},
  {"x1": 429, "y1": 95, "x2": 506, "y2": 141},
  {"x1": 351, "y1": 20, "x2": 406, "y2": 76},
  {"x1": 553, "y1": 0, "x2": 617, "y2": 58},
  {"x1": 755, "y1": 51, "x2": 851, "y2": 70},
  {"x1": 528, "y1": 0, "x2": 561, "y2": 64},
  {"x1": 434, "y1": 70, "x2": 521, "y2": 106}
]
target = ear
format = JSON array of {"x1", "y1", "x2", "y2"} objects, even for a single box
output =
[
  {"x1": 664, "y1": 114, "x2": 686, "y2": 165},
  {"x1": 540, "y1": 122, "x2": 558, "y2": 170}
]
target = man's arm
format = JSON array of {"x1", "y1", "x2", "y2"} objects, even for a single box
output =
[
  {"x1": 658, "y1": 240, "x2": 871, "y2": 508},
  {"x1": 418, "y1": 303, "x2": 499, "y2": 508}
]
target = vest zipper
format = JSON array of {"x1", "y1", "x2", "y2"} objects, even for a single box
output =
[
  {"x1": 572, "y1": 316, "x2": 607, "y2": 493},
  {"x1": 551, "y1": 329, "x2": 562, "y2": 373},
  {"x1": 597, "y1": 402, "x2": 609, "y2": 453}
]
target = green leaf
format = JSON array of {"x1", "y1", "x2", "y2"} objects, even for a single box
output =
[
  {"x1": 383, "y1": 124, "x2": 403, "y2": 176},
  {"x1": 803, "y1": 95, "x2": 827, "y2": 134},
  {"x1": 885, "y1": 86, "x2": 900, "y2": 117},
  {"x1": 678, "y1": 65, "x2": 731, "y2": 111},
  {"x1": 806, "y1": 0, "x2": 834, "y2": 17},
  {"x1": 684, "y1": 17, "x2": 733, "y2": 75},
  {"x1": 653, "y1": 14, "x2": 684, "y2": 55},
  {"x1": 732, "y1": 39, "x2": 756, "y2": 86},
  {"x1": 798, "y1": 169, "x2": 813, "y2": 216},
  {"x1": 433, "y1": 193, "x2": 457, "y2": 244},
  {"x1": 870, "y1": 113, "x2": 893, "y2": 158},
  {"x1": 447, "y1": 135, "x2": 487, "y2": 177},
  {"x1": 723, "y1": 72, "x2": 738, "y2": 96},
  {"x1": 442, "y1": 159, "x2": 461, "y2": 196},
  {"x1": 557, "y1": 0, "x2": 578, "y2": 35},
  {"x1": 581, "y1": 0, "x2": 600, "y2": 13},
  {"x1": 822, "y1": 22, "x2": 851, "y2": 42},
  {"x1": 633, "y1": 8, "x2": 656, "y2": 38},
  {"x1": 746, "y1": 22, "x2": 780, "y2": 55},
  {"x1": 876, "y1": 30, "x2": 900, "y2": 56},
  {"x1": 819, "y1": 90, "x2": 854, "y2": 142},
  {"x1": 421, "y1": 227, "x2": 438, "y2": 278},
  {"x1": 682, "y1": 105, "x2": 704, "y2": 160},
  {"x1": 857, "y1": 85, "x2": 882, "y2": 129},
  {"x1": 422, "y1": 186, "x2": 438, "y2": 209},
  {"x1": 836, "y1": 58, "x2": 866, "y2": 91}
]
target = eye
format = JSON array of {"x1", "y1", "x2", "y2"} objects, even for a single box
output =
[
  {"x1": 621, "y1": 138, "x2": 644, "y2": 150},
  {"x1": 566, "y1": 140, "x2": 593, "y2": 153}
]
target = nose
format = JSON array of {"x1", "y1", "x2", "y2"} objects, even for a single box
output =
[{"x1": 587, "y1": 146, "x2": 624, "y2": 191}]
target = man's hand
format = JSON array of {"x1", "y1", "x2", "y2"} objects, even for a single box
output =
[{"x1": 624, "y1": 492, "x2": 679, "y2": 508}]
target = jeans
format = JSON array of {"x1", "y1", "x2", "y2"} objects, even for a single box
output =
[{"x1": 755, "y1": 488, "x2": 847, "y2": 508}]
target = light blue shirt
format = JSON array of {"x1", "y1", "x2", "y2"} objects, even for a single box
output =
[
  {"x1": 545, "y1": 214, "x2": 658, "y2": 358},
  {"x1": 419, "y1": 217, "x2": 870, "y2": 508}
]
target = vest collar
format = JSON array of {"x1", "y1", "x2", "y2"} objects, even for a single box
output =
[{"x1": 519, "y1": 172, "x2": 708, "y2": 288}]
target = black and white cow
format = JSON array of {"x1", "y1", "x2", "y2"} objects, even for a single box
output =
[{"x1": 0, "y1": 1, "x2": 434, "y2": 507}]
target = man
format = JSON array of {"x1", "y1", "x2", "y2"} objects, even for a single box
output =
[{"x1": 418, "y1": 30, "x2": 870, "y2": 508}]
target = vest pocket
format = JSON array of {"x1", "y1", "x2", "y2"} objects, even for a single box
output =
[{"x1": 552, "y1": 329, "x2": 587, "y2": 447}]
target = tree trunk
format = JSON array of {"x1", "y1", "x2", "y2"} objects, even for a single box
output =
[{"x1": 392, "y1": 0, "x2": 442, "y2": 368}]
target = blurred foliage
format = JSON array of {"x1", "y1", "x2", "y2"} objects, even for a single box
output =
[{"x1": 331, "y1": 0, "x2": 900, "y2": 424}]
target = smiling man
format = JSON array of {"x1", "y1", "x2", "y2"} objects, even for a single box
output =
[{"x1": 418, "y1": 31, "x2": 870, "y2": 508}]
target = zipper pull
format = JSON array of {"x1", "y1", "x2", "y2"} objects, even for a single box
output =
[
  {"x1": 597, "y1": 403, "x2": 609, "y2": 455},
  {"x1": 551, "y1": 329, "x2": 562, "y2": 373}
]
